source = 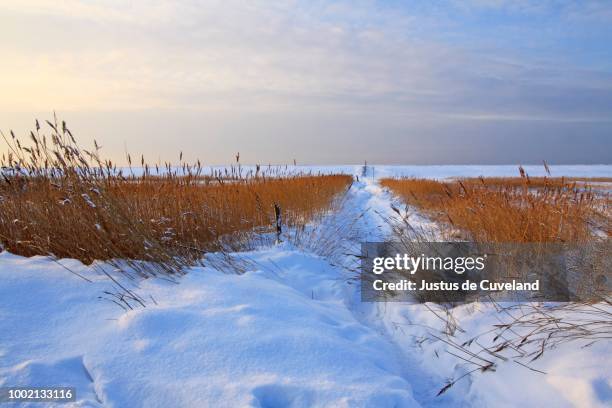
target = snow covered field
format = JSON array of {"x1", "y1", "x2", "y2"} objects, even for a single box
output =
[
  {"x1": 100, "y1": 163, "x2": 612, "y2": 180},
  {"x1": 1, "y1": 166, "x2": 610, "y2": 407},
  {"x1": 237, "y1": 163, "x2": 612, "y2": 178}
]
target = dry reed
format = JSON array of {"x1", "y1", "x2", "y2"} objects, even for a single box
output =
[
  {"x1": 0, "y1": 118, "x2": 352, "y2": 272},
  {"x1": 381, "y1": 171, "x2": 611, "y2": 394},
  {"x1": 381, "y1": 172, "x2": 610, "y2": 242}
]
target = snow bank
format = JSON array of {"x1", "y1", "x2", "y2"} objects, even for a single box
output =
[
  {"x1": 0, "y1": 250, "x2": 419, "y2": 407},
  {"x1": 370, "y1": 302, "x2": 612, "y2": 408}
]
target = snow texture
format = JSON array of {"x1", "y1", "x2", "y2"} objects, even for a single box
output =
[{"x1": 1, "y1": 165, "x2": 610, "y2": 407}]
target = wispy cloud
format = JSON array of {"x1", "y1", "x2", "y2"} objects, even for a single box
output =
[
  {"x1": 0, "y1": 1, "x2": 607, "y2": 115},
  {"x1": 0, "y1": 1, "x2": 611, "y2": 163}
]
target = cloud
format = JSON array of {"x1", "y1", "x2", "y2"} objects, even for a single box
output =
[{"x1": 0, "y1": 0, "x2": 611, "y2": 122}]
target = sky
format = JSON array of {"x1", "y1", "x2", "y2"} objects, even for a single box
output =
[{"x1": 1, "y1": 0, "x2": 611, "y2": 165}]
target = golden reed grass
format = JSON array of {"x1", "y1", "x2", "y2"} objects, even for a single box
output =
[
  {"x1": 381, "y1": 172, "x2": 610, "y2": 243},
  {"x1": 0, "y1": 118, "x2": 352, "y2": 268},
  {"x1": 461, "y1": 176, "x2": 612, "y2": 189},
  {"x1": 382, "y1": 170, "x2": 611, "y2": 394}
]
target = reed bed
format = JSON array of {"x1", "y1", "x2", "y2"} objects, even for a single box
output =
[
  {"x1": 382, "y1": 172, "x2": 611, "y2": 393},
  {"x1": 0, "y1": 119, "x2": 352, "y2": 271},
  {"x1": 461, "y1": 176, "x2": 612, "y2": 189},
  {"x1": 381, "y1": 172, "x2": 610, "y2": 242}
]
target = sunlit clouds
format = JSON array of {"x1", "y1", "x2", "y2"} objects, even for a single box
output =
[{"x1": 1, "y1": 1, "x2": 611, "y2": 164}]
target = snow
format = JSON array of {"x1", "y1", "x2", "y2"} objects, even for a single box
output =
[
  {"x1": 1, "y1": 165, "x2": 610, "y2": 407},
  {"x1": 0, "y1": 250, "x2": 420, "y2": 407},
  {"x1": 355, "y1": 164, "x2": 612, "y2": 180},
  {"x1": 373, "y1": 302, "x2": 612, "y2": 408},
  {"x1": 109, "y1": 164, "x2": 612, "y2": 181}
]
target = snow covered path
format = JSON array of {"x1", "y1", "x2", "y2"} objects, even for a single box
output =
[
  {"x1": 328, "y1": 177, "x2": 611, "y2": 408},
  {"x1": 335, "y1": 177, "x2": 611, "y2": 408},
  {"x1": 1, "y1": 170, "x2": 611, "y2": 407},
  {"x1": 0, "y1": 176, "x2": 428, "y2": 408}
]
